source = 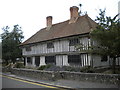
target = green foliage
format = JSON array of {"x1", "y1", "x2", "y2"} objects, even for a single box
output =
[
  {"x1": 1, "y1": 25, "x2": 24, "y2": 64},
  {"x1": 76, "y1": 9, "x2": 120, "y2": 73},
  {"x1": 91, "y1": 10, "x2": 120, "y2": 74},
  {"x1": 103, "y1": 67, "x2": 120, "y2": 74},
  {"x1": 37, "y1": 64, "x2": 52, "y2": 70},
  {"x1": 45, "y1": 64, "x2": 52, "y2": 68},
  {"x1": 2, "y1": 62, "x2": 8, "y2": 67},
  {"x1": 80, "y1": 66, "x2": 95, "y2": 73},
  {"x1": 38, "y1": 65, "x2": 46, "y2": 70},
  {"x1": 77, "y1": 9, "x2": 120, "y2": 57},
  {"x1": 14, "y1": 62, "x2": 25, "y2": 68},
  {"x1": 63, "y1": 66, "x2": 76, "y2": 71},
  {"x1": 90, "y1": 9, "x2": 120, "y2": 57}
]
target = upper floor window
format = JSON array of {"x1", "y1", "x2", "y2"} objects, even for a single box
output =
[
  {"x1": 69, "y1": 38, "x2": 79, "y2": 46},
  {"x1": 47, "y1": 42, "x2": 54, "y2": 48},
  {"x1": 25, "y1": 46, "x2": 31, "y2": 51}
]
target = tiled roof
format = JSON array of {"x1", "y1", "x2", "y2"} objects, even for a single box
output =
[{"x1": 21, "y1": 14, "x2": 97, "y2": 46}]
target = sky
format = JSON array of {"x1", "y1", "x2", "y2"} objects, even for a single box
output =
[{"x1": 0, "y1": 0, "x2": 119, "y2": 42}]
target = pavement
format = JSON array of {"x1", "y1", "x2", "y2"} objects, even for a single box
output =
[{"x1": 1, "y1": 72, "x2": 120, "y2": 89}]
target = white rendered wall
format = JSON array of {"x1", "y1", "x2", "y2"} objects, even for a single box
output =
[
  {"x1": 40, "y1": 56, "x2": 46, "y2": 66},
  {"x1": 25, "y1": 57, "x2": 28, "y2": 66},
  {"x1": 81, "y1": 54, "x2": 90, "y2": 67},
  {"x1": 92, "y1": 55, "x2": 109, "y2": 67},
  {"x1": 32, "y1": 57, "x2": 35, "y2": 67},
  {"x1": 63, "y1": 55, "x2": 69, "y2": 66},
  {"x1": 56, "y1": 55, "x2": 69, "y2": 66},
  {"x1": 22, "y1": 37, "x2": 90, "y2": 56},
  {"x1": 56, "y1": 55, "x2": 63, "y2": 66}
]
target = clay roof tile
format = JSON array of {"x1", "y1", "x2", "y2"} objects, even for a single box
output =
[{"x1": 20, "y1": 15, "x2": 97, "y2": 46}]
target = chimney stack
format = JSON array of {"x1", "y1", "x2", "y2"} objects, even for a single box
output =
[
  {"x1": 69, "y1": 6, "x2": 79, "y2": 24},
  {"x1": 46, "y1": 16, "x2": 52, "y2": 27}
]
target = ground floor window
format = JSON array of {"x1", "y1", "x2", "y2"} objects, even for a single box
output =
[
  {"x1": 101, "y1": 55, "x2": 108, "y2": 62},
  {"x1": 45, "y1": 56, "x2": 55, "y2": 65},
  {"x1": 35, "y1": 56, "x2": 40, "y2": 66},
  {"x1": 68, "y1": 55, "x2": 81, "y2": 65},
  {"x1": 27, "y1": 57, "x2": 32, "y2": 64}
]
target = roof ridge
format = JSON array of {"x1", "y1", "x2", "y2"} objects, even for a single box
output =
[
  {"x1": 51, "y1": 15, "x2": 86, "y2": 27},
  {"x1": 20, "y1": 14, "x2": 97, "y2": 46},
  {"x1": 52, "y1": 19, "x2": 69, "y2": 27}
]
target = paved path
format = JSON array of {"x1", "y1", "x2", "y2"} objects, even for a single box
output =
[{"x1": 1, "y1": 72, "x2": 120, "y2": 90}]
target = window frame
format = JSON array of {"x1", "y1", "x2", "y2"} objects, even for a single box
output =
[
  {"x1": 101, "y1": 55, "x2": 108, "y2": 62},
  {"x1": 68, "y1": 55, "x2": 81, "y2": 64},
  {"x1": 45, "y1": 56, "x2": 55, "y2": 65},
  {"x1": 25, "y1": 46, "x2": 31, "y2": 51},
  {"x1": 27, "y1": 57, "x2": 32, "y2": 64},
  {"x1": 47, "y1": 42, "x2": 54, "y2": 48},
  {"x1": 69, "y1": 38, "x2": 80, "y2": 46}
]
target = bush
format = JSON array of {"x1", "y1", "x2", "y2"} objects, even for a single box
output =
[
  {"x1": 87, "y1": 68, "x2": 95, "y2": 73},
  {"x1": 2, "y1": 63, "x2": 8, "y2": 67},
  {"x1": 45, "y1": 64, "x2": 52, "y2": 68},
  {"x1": 14, "y1": 62, "x2": 25, "y2": 68},
  {"x1": 80, "y1": 66, "x2": 95, "y2": 73},
  {"x1": 37, "y1": 64, "x2": 52, "y2": 70},
  {"x1": 64, "y1": 66, "x2": 76, "y2": 71},
  {"x1": 2, "y1": 62, "x2": 9, "y2": 67},
  {"x1": 37, "y1": 65, "x2": 46, "y2": 70}
]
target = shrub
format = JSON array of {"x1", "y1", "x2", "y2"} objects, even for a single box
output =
[
  {"x1": 46, "y1": 64, "x2": 52, "y2": 68},
  {"x1": 2, "y1": 62, "x2": 8, "y2": 67},
  {"x1": 14, "y1": 62, "x2": 25, "y2": 68},
  {"x1": 80, "y1": 66, "x2": 95, "y2": 73},
  {"x1": 37, "y1": 65, "x2": 46, "y2": 70},
  {"x1": 37, "y1": 64, "x2": 52, "y2": 70},
  {"x1": 63, "y1": 66, "x2": 76, "y2": 71},
  {"x1": 87, "y1": 68, "x2": 95, "y2": 73},
  {"x1": 25, "y1": 66, "x2": 35, "y2": 69}
]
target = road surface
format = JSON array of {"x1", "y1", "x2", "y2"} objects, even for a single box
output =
[
  {"x1": 1, "y1": 74, "x2": 67, "y2": 89},
  {"x1": 1, "y1": 73, "x2": 119, "y2": 90}
]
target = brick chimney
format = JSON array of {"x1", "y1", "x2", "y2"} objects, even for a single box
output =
[
  {"x1": 69, "y1": 6, "x2": 79, "y2": 24},
  {"x1": 46, "y1": 16, "x2": 52, "y2": 27}
]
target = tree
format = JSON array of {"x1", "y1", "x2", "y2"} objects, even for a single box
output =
[
  {"x1": 91, "y1": 10, "x2": 120, "y2": 73},
  {"x1": 78, "y1": 3, "x2": 87, "y2": 16},
  {"x1": 1, "y1": 25, "x2": 24, "y2": 64},
  {"x1": 77, "y1": 9, "x2": 120, "y2": 73}
]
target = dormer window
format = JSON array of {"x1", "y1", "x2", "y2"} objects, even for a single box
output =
[
  {"x1": 69, "y1": 38, "x2": 79, "y2": 46},
  {"x1": 47, "y1": 42, "x2": 54, "y2": 48},
  {"x1": 25, "y1": 46, "x2": 31, "y2": 51}
]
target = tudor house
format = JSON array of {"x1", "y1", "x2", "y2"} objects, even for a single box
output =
[{"x1": 20, "y1": 6, "x2": 120, "y2": 67}]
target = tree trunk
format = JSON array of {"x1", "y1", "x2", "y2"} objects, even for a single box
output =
[{"x1": 112, "y1": 57, "x2": 116, "y2": 74}]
